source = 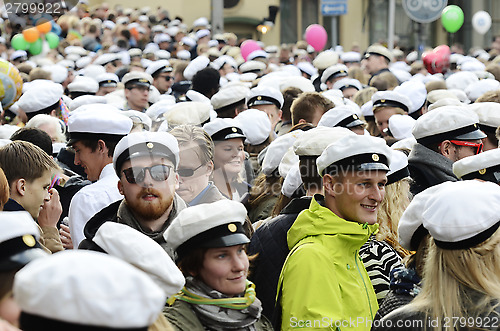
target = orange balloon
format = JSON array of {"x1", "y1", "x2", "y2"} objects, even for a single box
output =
[
  {"x1": 36, "y1": 21, "x2": 52, "y2": 34},
  {"x1": 23, "y1": 28, "x2": 40, "y2": 43}
]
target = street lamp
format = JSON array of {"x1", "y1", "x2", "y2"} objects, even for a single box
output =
[{"x1": 256, "y1": 6, "x2": 279, "y2": 34}]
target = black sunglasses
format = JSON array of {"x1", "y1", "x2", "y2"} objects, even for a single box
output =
[
  {"x1": 177, "y1": 164, "x2": 204, "y2": 177},
  {"x1": 122, "y1": 165, "x2": 172, "y2": 184}
]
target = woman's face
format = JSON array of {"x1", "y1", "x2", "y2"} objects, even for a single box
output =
[
  {"x1": 213, "y1": 139, "x2": 245, "y2": 176},
  {"x1": 198, "y1": 244, "x2": 249, "y2": 296},
  {"x1": 0, "y1": 292, "x2": 21, "y2": 327}
]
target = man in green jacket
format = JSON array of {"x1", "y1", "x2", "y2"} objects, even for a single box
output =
[{"x1": 278, "y1": 134, "x2": 392, "y2": 330}]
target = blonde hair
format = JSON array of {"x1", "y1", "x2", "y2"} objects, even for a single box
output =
[
  {"x1": 376, "y1": 178, "x2": 411, "y2": 257},
  {"x1": 352, "y1": 87, "x2": 377, "y2": 107},
  {"x1": 410, "y1": 229, "x2": 500, "y2": 330},
  {"x1": 26, "y1": 114, "x2": 67, "y2": 143}
]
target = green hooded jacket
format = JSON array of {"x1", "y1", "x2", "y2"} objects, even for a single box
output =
[{"x1": 278, "y1": 195, "x2": 379, "y2": 330}]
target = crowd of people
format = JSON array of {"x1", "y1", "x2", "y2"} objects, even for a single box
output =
[{"x1": 2, "y1": 2, "x2": 500, "y2": 331}]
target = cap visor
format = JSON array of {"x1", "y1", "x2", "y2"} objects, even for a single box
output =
[
  {"x1": 224, "y1": 133, "x2": 246, "y2": 140},
  {"x1": 346, "y1": 119, "x2": 366, "y2": 128},
  {"x1": 454, "y1": 129, "x2": 487, "y2": 140},
  {"x1": 0, "y1": 248, "x2": 48, "y2": 271},
  {"x1": 202, "y1": 233, "x2": 250, "y2": 248},
  {"x1": 357, "y1": 163, "x2": 390, "y2": 171}
]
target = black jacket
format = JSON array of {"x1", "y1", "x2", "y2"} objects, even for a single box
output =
[{"x1": 247, "y1": 196, "x2": 312, "y2": 320}]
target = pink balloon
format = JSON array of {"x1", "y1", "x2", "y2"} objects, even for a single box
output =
[
  {"x1": 240, "y1": 40, "x2": 262, "y2": 61},
  {"x1": 305, "y1": 24, "x2": 327, "y2": 52}
]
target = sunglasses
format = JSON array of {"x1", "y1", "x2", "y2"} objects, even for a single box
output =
[
  {"x1": 122, "y1": 165, "x2": 172, "y2": 184},
  {"x1": 177, "y1": 163, "x2": 204, "y2": 177},
  {"x1": 159, "y1": 75, "x2": 172, "y2": 81},
  {"x1": 449, "y1": 140, "x2": 483, "y2": 155}
]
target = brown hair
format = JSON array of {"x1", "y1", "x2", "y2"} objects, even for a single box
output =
[
  {"x1": 290, "y1": 92, "x2": 334, "y2": 126},
  {"x1": 248, "y1": 173, "x2": 282, "y2": 208},
  {"x1": 0, "y1": 141, "x2": 59, "y2": 187},
  {"x1": 369, "y1": 71, "x2": 399, "y2": 91},
  {"x1": 76, "y1": 139, "x2": 119, "y2": 158},
  {"x1": 282, "y1": 87, "x2": 303, "y2": 123}
]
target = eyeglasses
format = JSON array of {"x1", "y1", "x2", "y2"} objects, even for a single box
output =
[
  {"x1": 449, "y1": 140, "x2": 483, "y2": 155},
  {"x1": 159, "y1": 75, "x2": 172, "y2": 81},
  {"x1": 177, "y1": 164, "x2": 204, "y2": 177},
  {"x1": 122, "y1": 165, "x2": 172, "y2": 184}
]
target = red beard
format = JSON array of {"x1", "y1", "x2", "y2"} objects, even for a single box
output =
[{"x1": 126, "y1": 187, "x2": 173, "y2": 221}]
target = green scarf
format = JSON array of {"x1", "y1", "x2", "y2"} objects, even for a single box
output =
[{"x1": 168, "y1": 279, "x2": 256, "y2": 309}]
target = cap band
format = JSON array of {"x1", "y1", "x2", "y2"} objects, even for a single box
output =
[
  {"x1": 214, "y1": 98, "x2": 246, "y2": 113},
  {"x1": 322, "y1": 153, "x2": 390, "y2": 176},
  {"x1": 367, "y1": 51, "x2": 391, "y2": 62},
  {"x1": 0, "y1": 236, "x2": 40, "y2": 262},
  {"x1": 373, "y1": 99, "x2": 409, "y2": 113},
  {"x1": 151, "y1": 66, "x2": 172, "y2": 78},
  {"x1": 416, "y1": 124, "x2": 481, "y2": 146},
  {"x1": 336, "y1": 114, "x2": 363, "y2": 128},
  {"x1": 176, "y1": 222, "x2": 247, "y2": 262},
  {"x1": 247, "y1": 95, "x2": 281, "y2": 109},
  {"x1": 461, "y1": 165, "x2": 500, "y2": 184},
  {"x1": 325, "y1": 71, "x2": 348, "y2": 82},
  {"x1": 434, "y1": 221, "x2": 500, "y2": 250},
  {"x1": 99, "y1": 80, "x2": 118, "y2": 87},
  {"x1": 478, "y1": 123, "x2": 497, "y2": 135},
  {"x1": 386, "y1": 166, "x2": 410, "y2": 185},
  {"x1": 211, "y1": 126, "x2": 245, "y2": 141},
  {"x1": 115, "y1": 142, "x2": 177, "y2": 176},
  {"x1": 20, "y1": 312, "x2": 148, "y2": 331}
]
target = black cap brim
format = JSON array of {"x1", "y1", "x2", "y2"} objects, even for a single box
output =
[
  {"x1": 454, "y1": 129, "x2": 487, "y2": 140},
  {"x1": 0, "y1": 248, "x2": 47, "y2": 271},
  {"x1": 201, "y1": 233, "x2": 250, "y2": 248}
]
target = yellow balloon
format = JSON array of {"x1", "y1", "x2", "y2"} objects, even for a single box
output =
[{"x1": 0, "y1": 60, "x2": 23, "y2": 109}]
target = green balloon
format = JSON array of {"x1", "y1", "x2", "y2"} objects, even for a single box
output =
[
  {"x1": 28, "y1": 38, "x2": 43, "y2": 55},
  {"x1": 45, "y1": 32, "x2": 59, "y2": 49},
  {"x1": 441, "y1": 5, "x2": 464, "y2": 33},
  {"x1": 11, "y1": 34, "x2": 29, "y2": 50}
]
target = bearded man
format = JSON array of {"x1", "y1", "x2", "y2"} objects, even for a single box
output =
[{"x1": 79, "y1": 131, "x2": 186, "y2": 258}]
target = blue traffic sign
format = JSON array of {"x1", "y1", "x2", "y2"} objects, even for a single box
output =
[{"x1": 321, "y1": 0, "x2": 347, "y2": 16}]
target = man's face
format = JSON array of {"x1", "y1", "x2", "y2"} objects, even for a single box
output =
[
  {"x1": 153, "y1": 72, "x2": 173, "y2": 94},
  {"x1": 442, "y1": 139, "x2": 483, "y2": 162},
  {"x1": 362, "y1": 54, "x2": 387, "y2": 75},
  {"x1": 253, "y1": 104, "x2": 282, "y2": 130},
  {"x1": 177, "y1": 143, "x2": 211, "y2": 204},
  {"x1": 23, "y1": 170, "x2": 52, "y2": 219},
  {"x1": 97, "y1": 85, "x2": 117, "y2": 96},
  {"x1": 374, "y1": 107, "x2": 402, "y2": 137},
  {"x1": 342, "y1": 87, "x2": 359, "y2": 100},
  {"x1": 325, "y1": 170, "x2": 387, "y2": 225},
  {"x1": 125, "y1": 85, "x2": 150, "y2": 110},
  {"x1": 118, "y1": 156, "x2": 179, "y2": 221},
  {"x1": 72, "y1": 141, "x2": 105, "y2": 181}
]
